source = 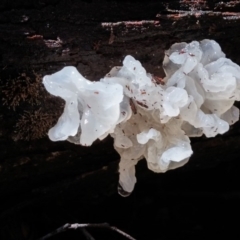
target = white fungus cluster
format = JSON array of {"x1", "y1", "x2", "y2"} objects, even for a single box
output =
[{"x1": 43, "y1": 39, "x2": 240, "y2": 196}]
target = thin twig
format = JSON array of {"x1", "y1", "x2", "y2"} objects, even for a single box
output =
[
  {"x1": 81, "y1": 227, "x2": 96, "y2": 240},
  {"x1": 38, "y1": 222, "x2": 136, "y2": 240}
]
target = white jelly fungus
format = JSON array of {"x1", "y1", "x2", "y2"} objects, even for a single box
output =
[{"x1": 43, "y1": 39, "x2": 240, "y2": 196}]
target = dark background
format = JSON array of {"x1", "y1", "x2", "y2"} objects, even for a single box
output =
[{"x1": 1, "y1": 1, "x2": 240, "y2": 239}]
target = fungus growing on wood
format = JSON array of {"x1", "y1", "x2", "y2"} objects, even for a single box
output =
[{"x1": 43, "y1": 39, "x2": 240, "y2": 196}]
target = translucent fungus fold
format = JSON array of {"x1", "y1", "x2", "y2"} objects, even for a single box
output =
[{"x1": 43, "y1": 39, "x2": 240, "y2": 196}]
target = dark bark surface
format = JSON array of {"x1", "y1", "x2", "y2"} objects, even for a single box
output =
[{"x1": 1, "y1": 1, "x2": 240, "y2": 239}]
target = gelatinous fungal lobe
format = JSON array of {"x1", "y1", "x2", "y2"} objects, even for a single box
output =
[
  {"x1": 43, "y1": 39, "x2": 240, "y2": 196},
  {"x1": 129, "y1": 98, "x2": 137, "y2": 114},
  {"x1": 136, "y1": 101, "x2": 148, "y2": 109}
]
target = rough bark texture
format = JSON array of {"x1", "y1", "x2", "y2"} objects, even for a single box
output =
[{"x1": 1, "y1": 1, "x2": 240, "y2": 239}]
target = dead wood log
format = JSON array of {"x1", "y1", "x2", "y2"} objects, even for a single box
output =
[{"x1": 0, "y1": 1, "x2": 240, "y2": 229}]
